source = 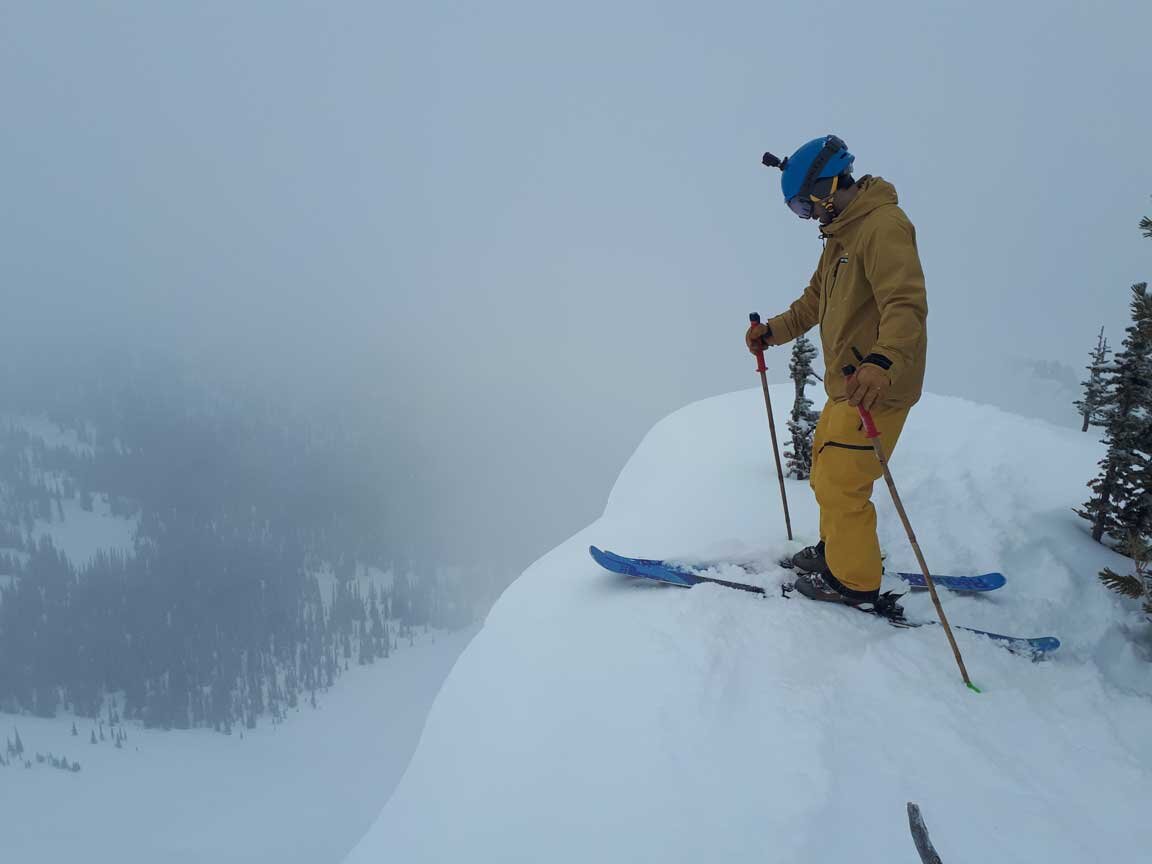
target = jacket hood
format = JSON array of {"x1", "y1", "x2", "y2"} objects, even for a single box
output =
[{"x1": 819, "y1": 176, "x2": 898, "y2": 237}]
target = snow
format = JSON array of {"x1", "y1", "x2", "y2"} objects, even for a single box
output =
[
  {"x1": 32, "y1": 493, "x2": 137, "y2": 566},
  {"x1": 347, "y1": 388, "x2": 1152, "y2": 863},
  {"x1": 0, "y1": 415, "x2": 137, "y2": 567},
  {"x1": 4, "y1": 414, "x2": 95, "y2": 457},
  {"x1": 0, "y1": 626, "x2": 477, "y2": 864}
]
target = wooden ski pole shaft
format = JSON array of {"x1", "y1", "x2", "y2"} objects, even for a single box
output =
[
  {"x1": 750, "y1": 313, "x2": 793, "y2": 541},
  {"x1": 906, "y1": 803, "x2": 943, "y2": 864},
  {"x1": 844, "y1": 365, "x2": 976, "y2": 691}
]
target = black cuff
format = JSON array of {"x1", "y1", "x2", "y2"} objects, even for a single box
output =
[
  {"x1": 861, "y1": 353, "x2": 892, "y2": 371},
  {"x1": 823, "y1": 570, "x2": 880, "y2": 603}
]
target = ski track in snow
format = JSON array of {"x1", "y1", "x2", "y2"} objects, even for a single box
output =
[{"x1": 346, "y1": 388, "x2": 1152, "y2": 864}]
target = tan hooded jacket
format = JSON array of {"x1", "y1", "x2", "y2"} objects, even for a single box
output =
[{"x1": 766, "y1": 176, "x2": 927, "y2": 410}]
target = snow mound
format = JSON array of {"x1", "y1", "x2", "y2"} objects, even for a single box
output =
[{"x1": 347, "y1": 389, "x2": 1152, "y2": 863}]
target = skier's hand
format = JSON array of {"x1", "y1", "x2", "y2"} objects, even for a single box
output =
[
  {"x1": 745, "y1": 321, "x2": 773, "y2": 353},
  {"x1": 846, "y1": 363, "x2": 890, "y2": 411}
]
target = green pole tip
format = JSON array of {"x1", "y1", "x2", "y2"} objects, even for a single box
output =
[{"x1": 966, "y1": 681, "x2": 982, "y2": 693}]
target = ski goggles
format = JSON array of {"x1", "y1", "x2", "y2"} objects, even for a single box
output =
[
  {"x1": 786, "y1": 175, "x2": 841, "y2": 220},
  {"x1": 787, "y1": 196, "x2": 816, "y2": 219}
]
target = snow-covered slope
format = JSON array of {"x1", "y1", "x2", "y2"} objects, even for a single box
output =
[
  {"x1": 0, "y1": 627, "x2": 476, "y2": 864},
  {"x1": 0, "y1": 415, "x2": 138, "y2": 567},
  {"x1": 347, "y1": 388, "x2": 1152, "y2": 863}
]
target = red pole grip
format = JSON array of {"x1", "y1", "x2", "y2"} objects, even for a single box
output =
[
  {"x1": 857, "y1": 406, "x2": 880, "y2": 439},
  {"x1": 749, "y1": 313, "x2": 769, "y2": 372},
  {"x1": 841, "y1": 363, "x2": 880, "y2": 438}
]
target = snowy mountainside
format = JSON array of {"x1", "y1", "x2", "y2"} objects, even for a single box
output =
[
  {"x1": 0, "y1": 626, "x2": 476, "y2": 864},
  {"x1": 347, "y1": 387, "x2": 1152, "y2": 864},
  {"x1": 0, "y1": 415, "x2": 137, "y2": 567}
]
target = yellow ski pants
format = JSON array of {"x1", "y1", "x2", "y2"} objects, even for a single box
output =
[{"x1": 810, "y1": 399, "x2": 911, "y2": 593}]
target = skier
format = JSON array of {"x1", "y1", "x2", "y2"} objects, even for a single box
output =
[{"x1": 747, "y1": 135, "x2": 928, "y2": 606}]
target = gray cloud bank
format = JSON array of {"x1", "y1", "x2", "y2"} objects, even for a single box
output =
[{"x1": 3, "y1": 1, "x2": 1149, "y2": 568}]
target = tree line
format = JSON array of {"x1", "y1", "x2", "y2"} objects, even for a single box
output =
[
  {"x1": 1076, "y1": 212, "x2": 1152, "y2": 618},
  {"x1": 0, "y1": 364, "x2": 502, "y2": 731}
]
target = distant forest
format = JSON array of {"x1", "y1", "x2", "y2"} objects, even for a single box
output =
[{"x1": 0, "y1": 359, "x2": 502, "y2": 731}]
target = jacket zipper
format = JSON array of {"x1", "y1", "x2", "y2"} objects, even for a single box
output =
[
  {"x1": 820, "y1": 252, "x2": 844, "y2": 334},
  {"x1": 819, "y1": 441, "x2": 873, "y2": 454}
]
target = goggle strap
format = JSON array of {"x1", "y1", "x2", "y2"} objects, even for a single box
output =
[{"x1": 810, "y1": 175, "x2": 840, "y2": 212}]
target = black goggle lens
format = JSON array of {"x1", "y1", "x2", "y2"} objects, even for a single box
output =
[
  {"x1": 809, "y1": 176, "x2": 837, "y2": 199},
  {"x1": 788, "y1": 176, "x2": 840, "y2": 219}
]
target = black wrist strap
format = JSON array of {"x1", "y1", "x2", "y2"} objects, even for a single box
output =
[{"x1": 861, "y1": 353, "x2": 892, "y2": 371}]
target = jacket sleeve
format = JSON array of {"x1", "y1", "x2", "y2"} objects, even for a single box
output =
[
  {"x1": 765, "y1": 269, "x2": 821, "y2": 344},
  {"x1": 861, "y1": 212, "x2": 927, "y2": 384}
]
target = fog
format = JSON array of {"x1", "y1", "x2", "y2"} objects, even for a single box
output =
[{"x1": 3, "y1": 1, "x2": 1150, "y2": 571}]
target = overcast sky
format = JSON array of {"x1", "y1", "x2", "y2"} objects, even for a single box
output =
[{"x1": 3, "y1": 1, "x2": 1150, "y2": 568}]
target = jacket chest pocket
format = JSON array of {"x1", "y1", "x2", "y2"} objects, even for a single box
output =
[{"x1": 820, "y1": 254, "x2": 850, "y2": 330}]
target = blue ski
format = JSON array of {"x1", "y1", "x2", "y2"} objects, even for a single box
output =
[
  {"x1": 589, "y1": 546, "x2": 1059, "y2": 656},
  {"x1": 590, "y1": 546, "x2": 765, "y2": 592},
  {"x1": 779, "y1": 555, "x2": 1005, "y2": 592},
  {"x1": 896, "y1": 570, "x2": 1004, "y2": 591}
]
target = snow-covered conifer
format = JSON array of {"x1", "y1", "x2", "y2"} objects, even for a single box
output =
[
  {"x1": 1074, "y1": 326, "x2": 1111, "y2": 432},
  {"x1": 1098, "y1": 534, "x2": 1152, "y2": 619},
  {"x1": 1078, "y1": 283, "x2": 1152, "y2": 549},
  {"x1": 786, "y1": 333, "x2": 821, "y2": 479}
]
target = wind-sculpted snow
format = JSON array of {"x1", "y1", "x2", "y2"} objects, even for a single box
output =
[{"x1": 347, "y1": 389, "x2": 1152, "y2": 863}]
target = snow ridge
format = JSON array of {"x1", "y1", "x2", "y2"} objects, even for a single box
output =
[{"x1": 347, "y1": 388, "x2": 1152, "y2": 864}]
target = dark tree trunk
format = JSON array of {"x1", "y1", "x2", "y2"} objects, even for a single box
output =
[{"x1": 1092, "y1": 465, "x2": 1117, "y2": 542}]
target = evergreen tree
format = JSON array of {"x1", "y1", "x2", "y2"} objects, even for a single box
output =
[
  {"x1": 1074, "y1": 327, "x2": 1111, "y2": 432},
  {"x1": 785, "y1": 333, "x2": 821, "y2": 479},
  {"x1": 1078, "y1": 283, "x2": 1152, "y2": 548},
  {"x1": 1098, "y1": 534, "x2": 1152, "y2": 619}
]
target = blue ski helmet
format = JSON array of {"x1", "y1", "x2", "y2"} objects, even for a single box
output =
[{"x1": 763, "y1": 135, "x2": 854, "y2": 216}]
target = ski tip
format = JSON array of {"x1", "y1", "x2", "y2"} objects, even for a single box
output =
[{"x1": 982, "y1": 572, "x2": 1007, "y2": 589}]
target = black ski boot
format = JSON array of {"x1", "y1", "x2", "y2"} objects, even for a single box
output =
[
  {"x1": 790, "y1": 540, "x2": 827, "y2": 573},
  {"x1": 792, "y1": 569, "x2": 880, "y2": 607}
]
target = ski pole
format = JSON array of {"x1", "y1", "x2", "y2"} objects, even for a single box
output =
[
  {"x1": 750, "y1": 312, "x2": 793, "y2": 541},
  {"x1": 843, "y1": 364, "x2": 976, "y2": 691}
]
